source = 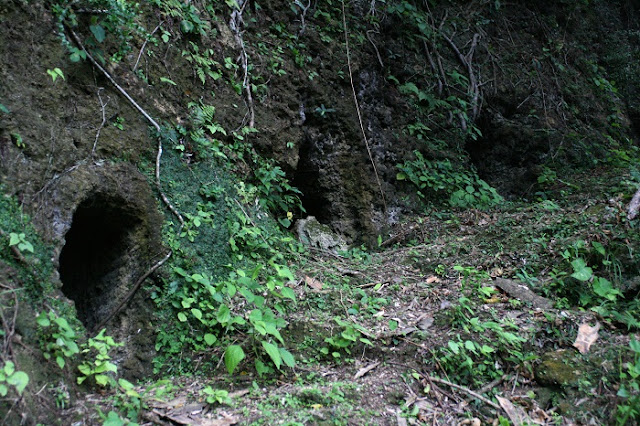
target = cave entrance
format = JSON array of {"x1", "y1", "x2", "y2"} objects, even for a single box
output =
[
  {"x1": 58, "y1": 193, "x2": 141, "y2": 329},
  {"x1": 467, "y1": 113, "x2": 550, "y2": 199}
]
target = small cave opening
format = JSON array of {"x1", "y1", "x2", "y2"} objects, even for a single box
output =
[
  {"x1": 58, "y1": 194, "x2": 141, "y2": 329},
  {"x1": 291, "y1": 137, "x2": 332, "y2": 224},
  {"x1": 467, "y1": 113, "x2": 549, "y2": 199}
]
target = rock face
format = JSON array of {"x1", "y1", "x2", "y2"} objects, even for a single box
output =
[{"x1": 295, "y1": 216, "x2": 349, "y2": 252}]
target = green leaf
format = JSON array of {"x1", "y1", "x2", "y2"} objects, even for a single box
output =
[
  {"x1": 191, "y1": 308, "x2": 203, "y2": 320},
  {"x1": 95, "y1": 374, "x2": 109, "y2": 386},
  {"x1": 279, "y1": 347, "x2": 295, "y2": 368},
  {"x1": 7, "y1": 371, "x2": 29, "y2": 395},
  {"x1": 177, "y1": 312, "x2": 187, "y2": 322},
  {"x1": 570, "y1": 258, "x2": 593, "y2": 281},
  {"x1": 8, "y1": 233, "x2": 19, "y2": 246},
  {"x1": 36, "y1": 313, "x2": 50, "y2": 327},
  {"x1": 224, "y1": 345, "x2": 245, "y2": 374},
  {"x1": 160, "y1": 77, "x2": 177, "y2": 86},
  {"x1": 180, "y1": 20, "x2": 195, "y2": 33},
  {"x1": 0, "y1": 103, "x2": 9, "y2": 114},
  {"x1": 630, "y1": 340, "x2": 640, "y2": 354},
  {"x1": 3, "y1": 361, "x2": 14, "y2": 376},
  {"x1": 217, "y1": 305, "x2": 231, "y2": 324},
  {"x1": 56, "y1": 356, "x2": 65, "y2": 369},
  {"x1": 388, "y1": 320, "x2": 398, "y2": 331},
  {"x1": 262, "y1": 341, "x2": 281, "y2": 369},
  {"x1": 204, "y1": 333, "x2": 217, "y2": 345},
  {"x1": 0, "y1": 384, "x2": 7, "y2": 397},
  {"x1": 103, "y1": 411, "x2": 126, "y2": 426},
  {"x1": 280, "y1": 287, "x2": 296, "y2": 301},
  {"x1": 90, "y1": 25, "x2": 106, "y2": 43}
]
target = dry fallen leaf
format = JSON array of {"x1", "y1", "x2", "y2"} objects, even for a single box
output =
[
  {"x1": 304, "y1": 275, "x2": 323, "y2": 291},
  {"x1": 573, "y1": 322, "x2": 601, "y2": 354},
  {"x1": 426, "y1": 276, "x2": 441, "y2": 284},
  {"x1": 496, "y1": 395, "x2": 529, "y2": 426}
]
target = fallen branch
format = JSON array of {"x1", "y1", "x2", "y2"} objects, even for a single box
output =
[
  {"x1": 340, "y1": 0, "x2": 387, "y2": 214},
  {"x1": 427, "y1": 375, "x2": 501, "y2": 411}
]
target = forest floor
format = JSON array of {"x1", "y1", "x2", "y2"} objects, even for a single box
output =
[{"x1": 63, "y1": 170, "x2": 639, "y2": 425}]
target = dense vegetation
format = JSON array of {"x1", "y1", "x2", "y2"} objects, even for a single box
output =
[{"x1": 1, "y1": 0, "x2": 640, "y2": 424}]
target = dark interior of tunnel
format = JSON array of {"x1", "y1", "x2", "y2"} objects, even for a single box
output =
[
  {"x1": 58, "y1": 194, "x2": 141, "y2": 329},
  {"x1": 291, "y1": 138, "x2": 332, "y2": 224}
]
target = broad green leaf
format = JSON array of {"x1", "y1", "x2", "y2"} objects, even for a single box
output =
[
  {"x1": 262, "y1": 341, "x2": 281, "y2": 369},
  {"x1": 224, "y1": 345, "x2": 245, "y2": 374},
  {"x1": 280, "y1": 287, "x2": 296, "y2": 302},
  {"x1": 56, "y1": 356, "x2": 65, "y2": 369},
  {"x1": 3, "y1": 361, "x2": 14, "y2": 376},
  {"x1": 570, "y1": 258, "x2": 593, "y2": 282},
  {"x1": 103, "y1": 411, "x2": 126, "y2": 426},
  {"x1": 7, "y1": 371, "x2": 29, "y2": 394},
  {"x1": 191, "y1": 308, "x2": 203, "y2": 320},
  {"x1": 36, "y1": 313, "x2": 50, "y2": 327},
  {"x1": 204, "y1": 333, "x2": 217, "y2": 345},
  {"x1": 0, "y1": 384, "x2": 7, "y2": 397},
  {"x1": 8, "y1": 233, "x2": 19, "y2": 246},
  {"x1": 279, "y1": 347, "x2": 295, "y2": 368},
  {"x1": 90, "y1": 25, "x2": 106, "y2": 43},
  {"x1": 630, "y1": 340, "x2": 640, "y2": 354},
  {"x1": 177, "y1": 312, "x2": 187, "y2": 322},
  {"x1": 217, "y1": 305, "x2": 231, "y2": 324},
  {"x1": 95, "y1": 374, "x2": 109, "y2": 386}
]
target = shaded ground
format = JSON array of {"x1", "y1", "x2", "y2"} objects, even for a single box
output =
[{"x1": 63, "y1": 168, "x2": 638, "y2": 425}]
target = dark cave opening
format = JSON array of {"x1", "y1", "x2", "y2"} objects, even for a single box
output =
[
  {"x1": 467, "y1": 113, "x2": 549, "y2": 199},
  {"x1": 291, "y1": 137, "x2": 332, "y2": 224},
  {"x1": 58, "y1": 194, "x2": 141, "y2": 329}
]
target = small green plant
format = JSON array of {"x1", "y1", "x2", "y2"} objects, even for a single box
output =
[
  {"x1": 9, "y1": 232, "x2": 34, "y2": 253},
  {"x1": 77, "y1": 329, "x2": 122, "y2": 387},
  {"x1": 0, "y1": 361, "x2": 29, "y2": 396},
  {"x1": 10, "y1": 133, "x2": 25, "y2": 149},
  {"x1": 201, "y1": 386, "x2": 232, "y2": 406},
  {"x1": 36, "y1": 311, "x2": 80, "y2": 369},
  {"x1": 397, "y1": 153, "x2": 503, "y2": 209},
  {"x1": 617, "y1": 339, "x2": 640, "y2": 424},
  {"x1": 320, "y1": 317, "x2": 373, "y2": 360},
  {"x1": 314, "y1": 104, "x2": 335, "y2": 118},
  {"x1": 46, "y1": 67, "x2": 65, "y2": 82}
]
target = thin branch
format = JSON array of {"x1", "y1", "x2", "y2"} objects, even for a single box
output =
[
  {"x1": 340, "y1": 0, "x2": 387, "y2": 214},
  {"x1": 133, "y1": 21, "x2": 164, "y2": 73},
  {"x1": 441, "y1": 32, "x2": 481, "y2": 121},
  {"x1": 366, "y1": 30, "x2": 384, "y2": 69},
  {"x1": 67, "y1": 27, "x2": 184, "y2": 228},
  {"x1": 91, "y1": 88, "x2": 108, "y2": 156},
  {"x1": 229, "y1": 2, "x2": 255, "y2": 128},
  {"x1": 295, "y1": 0, "x2": 312, "y2": 37},
  {"x1": 426, "y1": 375, "x2": 501, "y2": 411},
  {"x1": 92, "y1": 250, "x2": 172, "y2": 333}
]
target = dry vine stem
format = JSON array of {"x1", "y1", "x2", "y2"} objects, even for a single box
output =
[
  {"x1": 229, "y1": 0, "x2": 255, "y2": 128},
  {"x1": 67, "y1": 28, "x2": 184, "y2": 229},
  {"x1": 340, "y1": 0, "x2": 387, "y2": 214},
  {"x1": 67, "y1": 28, "x2": 186, "y2": 330}
]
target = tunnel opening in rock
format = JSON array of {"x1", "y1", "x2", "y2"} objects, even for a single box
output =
[
  {"x1": 291, "y1": 137, "x2": 332, "y2": 224},
  {"x1": 58, "y1": 193, "x2": 141, "y2": 329},
  {"x1": 467, "y1": 113, "x2": 550, "y2": 199}
]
